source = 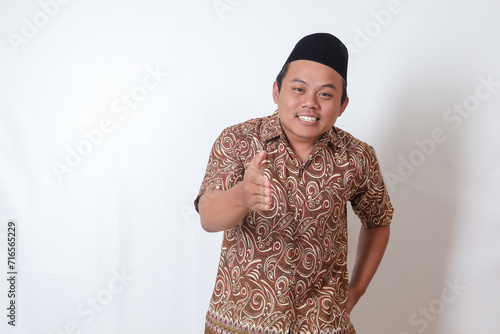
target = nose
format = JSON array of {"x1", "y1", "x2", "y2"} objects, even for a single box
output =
[{"x1": 302, "y1": 92, "x2": 319, "y2": 109}]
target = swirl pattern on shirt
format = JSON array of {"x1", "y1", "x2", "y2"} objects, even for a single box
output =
[{"x1": 197, "y1": 113, "x2": 393, "y2": 334}]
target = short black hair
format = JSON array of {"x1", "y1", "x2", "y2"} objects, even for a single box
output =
[{"x1": 275, "y1": 64, "x2": 348, "y2": 104}]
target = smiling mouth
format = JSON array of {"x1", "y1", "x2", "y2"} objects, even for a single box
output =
[{"x1": 297, "y1": 115, "x2": 319, "y2": 123}]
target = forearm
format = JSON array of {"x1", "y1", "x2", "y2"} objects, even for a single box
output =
[
  {"x1": 198, "y1": 182, "x2": 249, "y2": 232},
  {"x1": 348, "y1": 225, "x2": 390, "y2": 311}
]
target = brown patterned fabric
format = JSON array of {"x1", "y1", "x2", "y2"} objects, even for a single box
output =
[{"x1": 196, "y1": 112, "x2": 393, "y2": 334}]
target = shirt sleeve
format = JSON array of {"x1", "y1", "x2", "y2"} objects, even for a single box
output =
[
  {"x1": 350, "y1": 144, "x2": 394, "y2": 228},
  {"x1": 194, "y1": 126, "x2": 246, "y2": 212}
]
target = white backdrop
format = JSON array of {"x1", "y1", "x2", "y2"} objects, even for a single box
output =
[{"x1": 1, "y1": 0, "x2": 499, "y2": 333}]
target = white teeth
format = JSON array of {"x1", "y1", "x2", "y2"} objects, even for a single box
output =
[{"x1": 298, "y1": 115, "x2": 317, "y2": 123}]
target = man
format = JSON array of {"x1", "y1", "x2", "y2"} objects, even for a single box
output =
[{"x1": 195, "y1": 33, "x2": 394, "y2": 334}]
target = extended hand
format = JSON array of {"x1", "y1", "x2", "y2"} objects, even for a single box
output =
[{"x1": 240, "y1": 150, "x2": 273, "y2": 212}]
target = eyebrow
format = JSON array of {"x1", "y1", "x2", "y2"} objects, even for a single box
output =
[{"x1": 291, "y1": 78, "x2": 338, "y2": 90}]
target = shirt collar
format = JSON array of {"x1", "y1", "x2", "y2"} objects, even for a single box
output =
[
  {"x1": 260, "y1": 111, "x2": 283, "y2": 142},
  {"x1": 260, "y1": 111, "x2": 344, "y2": 148}
]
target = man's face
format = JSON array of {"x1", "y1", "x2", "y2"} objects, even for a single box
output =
[{"x1": 273, "y1": 60, "x2": 349, "y2": 149}]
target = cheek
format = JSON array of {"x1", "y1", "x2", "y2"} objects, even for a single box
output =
[
  {"x1": 323, "y1": 101, "x2": 342, "y2": 114},
  {"x1": 279, "y1": 99, "x2": 297, "y2": 114},
  {"x1": 321, "y1": 107, "x2": 341, "y2": 123}
]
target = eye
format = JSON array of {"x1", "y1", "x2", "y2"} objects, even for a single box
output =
[
  {"x1": 319, "y1": 92, "x2": 333, "y2": 98},
  {"x1": 293, "y1": 87, "x2": 304, "y2": 92}
]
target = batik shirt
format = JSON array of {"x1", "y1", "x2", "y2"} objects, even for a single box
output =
[{"x1": 195, "y1": 112, "x2": 394, "y2": 334}]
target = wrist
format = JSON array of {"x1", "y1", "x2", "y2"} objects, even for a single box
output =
[
  {"x1": 348, "y1": 280, "x2": 367, "y2": 298},
  {"x1": 233, "y1": 181, "x2": 248, "y2": 209}
]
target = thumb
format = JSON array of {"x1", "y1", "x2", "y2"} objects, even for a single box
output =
[{"x1": 252, "y1": 150, "x2": 267, "y2": 168}]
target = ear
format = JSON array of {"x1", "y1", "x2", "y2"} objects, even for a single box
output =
[
  {"x1": 338, "y1": 96, "x2": 349, "y2": 116},
  {"x1": 272, "y1": 81, "x2": 280, "y2": 104}
]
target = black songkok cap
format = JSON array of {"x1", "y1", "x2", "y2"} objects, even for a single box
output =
[{"x1": 283, "y1": 33, "x2": 349, "y2": 82}]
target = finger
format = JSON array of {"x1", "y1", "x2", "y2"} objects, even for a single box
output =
[
  {"x1": 260, "y1": 203, "x2": 271, "y2": 211},
  {"x1": 252, "y1": 197, "x2": 272, "y2": 212},
  {"x1": 264, "y1": 194, "x2": 272, "y2": 205},
  {"x1": 245, "y1": 169, "x2": 270, "y2": 189},
  {"x1": 251, "y1": 150, "x2": 267, "y2": 169},
  {"x1": 251, "y1": 179, "x2": 272, "y2": 197},
  {"x1": 262, "y1": 194, "x2": 273, "y2": 209}
]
